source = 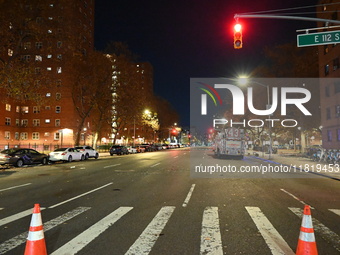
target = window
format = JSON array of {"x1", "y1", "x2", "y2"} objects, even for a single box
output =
[
  {"x1": 22, "y1": 55, "x2": 30, "y2": 62},
  {"x1": 45, "y1": 119, "x2": 51, "y2": 124},
  {"x1": 47, "y1": 54, "x2": 52, "y2": 59},
  {"x1": 24, "y1": 42, "x2": 31, "y2": 50},
  {"x1": 15, "y1": 132, "x2": 19, "y2": 140},
  {"x1": 57, "y1": 54, "x2": 62, "y2": 60},
  {"x1": 327, "y1": 130, "x2": 332, "y2": 141},
  {"x1": 56, "y1": 93, "x2": 61, "y2": 100},
  {"x1": 338, "y1": 129, "x2": 340, "y2": 141},
  {"x1": 36, "y1": 42, "x2": 43, "y2": 49},
  {"x1": 45, "y1": 106, "x2": 51, "y2": 110},
  {"x1": 336, "y1": 105, "x2": 340, "y2": 117},
  {"x1": 46, "y1": 93, "x2": 51, "y2": 97},
  {"x1": 47, "y1": 67, "x2": 52, "y2": 71},
  {"x1": 33, "y1": 119, "x2": 40, "y2": 126},
  {"x1": 16, "y1": 106, "x2": 19, "y2": 112},
  {"x1": 334, "y1": 81, "x2": 340, "y2": 94},
  {"x1": 6, "y1": 104, "x2": 11, "y2": 111},
  {"x1": 57, "y1": 67, "x2": 62, "y2": 73},
  {"x1": 33, "y1": 106, "x2": 40, "y2": 113},
  {"x1": 35, "y1": 55, "x2": 42, "y2": 61},
  {"x1": 47, "y1": 29, "x2": 52, "y2": 34},
  {"x1": 54, "y1": 132, "x2": 60, "y2": 140},
  {"x1": 21, "y1": 106, "x2": 29, "y2": 113},
  {"x1": 56, "y1": 106, "x2": 61, "y2": 113},
  {"x1": 32, "y1": 132, "x2": 40, "y2": 140},
  {"x1": 324, "y1": 45, "x2": 329, "y2": 54},
  {"x1": 326, "y1": 108, "x2": 331, "y2": 119},
  {"x1": 35, "y1": 67, "x2": 41, "y2": 74},
  {"x1": 55, "y1": 119, "x2": 60, "y2": 127},
  {"x1": 56, "y1": 80, "x2": 62, "y2": 87},
  {"x1": 15, "y1": 119, "x2": 19, "y2": 126},
  {"x1": 333, "y1": 58, "x2": 339, "y2": 71},
  {"x1": 21, "y1": 119, "x2": 28, "y2": 127},
  {"x1": 4, "y1": 131, "x2": 10, "y2": 140},
  {"x1": 44, "y1": 132, "x2": 50, "y2": 137},
  {"x1": 57, "y1": 41, "x2": 62, "y2": 48},
  {"x1": 21, "y1": 132, "x2": 28, "y2": 140},
  {"x1": 8, "y1": 49, "x2": 13, "y2": 56},
  {"x1": 325, "y1": 64, "x2": 330, "y2": 76},
  {"x1": 5, "y1": 118, "x2": 11, "y2": 126}
]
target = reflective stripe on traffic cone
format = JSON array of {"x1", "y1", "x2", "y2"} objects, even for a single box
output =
[
  {"x1": 296, "y1": 205, "x2": 318, "y2": 255},
  {"x1": 24, "y1": 204, "x2": 47, "y2": 255}
]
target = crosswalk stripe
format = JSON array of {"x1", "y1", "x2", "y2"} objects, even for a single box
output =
[
  {"x1": 329, "y1": 209, "x2": 340, "y2": 216},
  {"x1": 125, "y1": 206, "x2": 175, "y2": 255},
  {"x1": 51, "y1": 206, "x2": 133, "y2": 255},
  {"x1": 200, "y1": 207, "x2": 223, "y2": 255},
  {"x1": 0, "y1": 207, "x2": 46, "y2": 227},
  {"x1": 182, "y1": 184, "x2": 196, "y2": 207},
  {"x1": 0, "y1": 206, "x2": 90, "y2": 255},
  {"x1": 289, "y1": 207, "x2": 340, "y2": 253},
  {"x1": 246, "y1": 207, "x2": 294, "y2": 255}
]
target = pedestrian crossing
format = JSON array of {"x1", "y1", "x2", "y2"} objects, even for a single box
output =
[{"x1": 0, "y1": 205, "x2": 339, "y2": 254}]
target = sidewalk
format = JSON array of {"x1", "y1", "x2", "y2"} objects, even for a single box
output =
[{"x1": 247, "y1": 149, "x2": 340, "y2": 181}]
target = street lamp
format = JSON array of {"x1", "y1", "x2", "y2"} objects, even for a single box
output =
[{"x1": 238, "y1": 77, "x2": 273, "y2": 159}]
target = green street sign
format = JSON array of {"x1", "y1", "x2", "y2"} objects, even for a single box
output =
[{"x1": 297, "y1": 30, "x2": 340, "y2": 47}]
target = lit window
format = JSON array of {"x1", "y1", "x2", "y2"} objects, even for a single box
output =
[
  {"x1": 21, "y1": 119, "x2": 28, "y2": 127},
  {"x1": 46, "y1": 93, "x2": 51, "y2": 97},
  {"x1": 45, "y1": 119, "x2": 51, "y2": 124},
  {"x1": 47, "y1": 54, "x2": 52, "y2": 59},
  {"x1": 5, "y1": 118, "x2": 11, "y2": 126},
  {"x1": 48, "y1": 17, "x2": 53, "y2": 20},
  {"x1": 8, "y1": 49, "x2": 13, "y2": 56},
  {"x1": 4, "y1": 131, "x2": 10, "y2": 140},
  {"x1": 15, "y1": 132, "x2": 19, "y2": 140},
  {"x1": 35, "y1": 55, "x2": 42, "y2": 61},
  {"x1": 44, "y1": 132, "x2": 50, "y2": 137},
  {"x1": 47, "y1": 67, "x2": 52, "y2": 71},
  {"x1": 32, "y1": 132, "x2": 40, "y2": 140},
  {"x1": 21, "y1": 106, "x2": 29, "y2": 113},
  {"x1": 5, "y1": 104, "x2": 11, "y2": 111},
  {"x1": 47, "y1": 29, "x2": 52, "y2": 34},
  {"x1": 57, "y1": 67, "x2": 62, "y2": 73}
]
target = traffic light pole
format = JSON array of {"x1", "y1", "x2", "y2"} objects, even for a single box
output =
[{"x1": 234, "y1": 14, "x2": 340, "y2": 25}]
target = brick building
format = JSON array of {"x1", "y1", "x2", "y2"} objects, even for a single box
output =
[
  {"x1": 0, "y1": 0, "x2": 95, "y2": 151},
  {"x1": 317, "y1": 0, "x2": 340, "y2": 149}
]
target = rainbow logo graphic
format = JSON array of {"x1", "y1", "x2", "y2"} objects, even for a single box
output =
[{"x1": 198, "y1": 82, "x2": 222, "y2": 115}]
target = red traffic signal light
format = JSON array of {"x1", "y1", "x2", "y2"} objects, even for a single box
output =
[{"x1": 234, "y1": 23, "x2": 242, "y2": 49}]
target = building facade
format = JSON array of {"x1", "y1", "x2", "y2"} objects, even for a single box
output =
[
  {"x1": 317, "y1": 0, "x2": 340, "y2": 149},
  {"x1": 0, "y1": 0, "x2": 95, "y2": 151}
]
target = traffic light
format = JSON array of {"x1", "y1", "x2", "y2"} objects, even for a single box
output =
[{"x1": 233, "y1": 23, "x2": 242, "y2": 49}]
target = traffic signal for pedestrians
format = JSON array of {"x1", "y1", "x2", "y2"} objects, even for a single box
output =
[{"x1": 234, "y1": 23, "x2": 242, "y2": 49}]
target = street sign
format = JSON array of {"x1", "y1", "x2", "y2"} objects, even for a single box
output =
[{"x1": 297, "y1": 30, "x2": 340, "y2": 47}]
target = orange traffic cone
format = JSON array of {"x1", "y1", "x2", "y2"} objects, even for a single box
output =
[
  {"x1": 296, "y1": 205, "x2": 318, "y2": 255},
  {"x1": 24, "y1": 204, "x2": 47, "y2": 255}
]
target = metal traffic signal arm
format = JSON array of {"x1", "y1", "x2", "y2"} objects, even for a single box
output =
[{"x1": 233, "y1": 13, "x2": 340, "y2": 48}]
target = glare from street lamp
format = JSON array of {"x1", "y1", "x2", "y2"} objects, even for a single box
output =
[{"x1": 237, "y1": 75, "x2": 249, "y2": 86}]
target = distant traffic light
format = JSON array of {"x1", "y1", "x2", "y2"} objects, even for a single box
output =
[{"x1": 234, "y1": 23, "x2": 242, "y2": 49}]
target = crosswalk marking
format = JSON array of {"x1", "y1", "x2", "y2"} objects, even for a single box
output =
[
  {"x1": 125, "y1": 206, "x2": 175, "y2": 255},
  {"x1": 200, "y1": 207, "x2": 223, "y2": 255},
  {"x1": 329, "y1": 209, "x2": 340, "y2": 217},
  {"x1": 289, "y1": 207, "x2": 340, "y2": 253},
  {"x1": 246, "y1": 207, "x2": 295, "y2": 255},
  {"x1": 0, "y1": 207, "x2": 90, "y2": 255},
  {"x1": 103, "y1": 163, "x2": 121, "y2": 168},
  {"x1": 51, "y1": 207, "x2": 133, "y2": 255},
  {"x1": 0, "y1": 207, "x2": 46, "y2": 227}
]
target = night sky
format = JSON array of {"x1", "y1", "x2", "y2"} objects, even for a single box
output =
[{"x1": 94, "y1": 0, "x2": 319, "y2": 127}]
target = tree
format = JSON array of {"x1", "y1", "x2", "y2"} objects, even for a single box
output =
[{"x1": 70, "y1": 51, "x2": 112, "y2": 145}]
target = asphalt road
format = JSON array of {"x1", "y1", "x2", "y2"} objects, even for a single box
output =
[{"x1": 0, "y1": 148, "x2": 339, "y2": 254}]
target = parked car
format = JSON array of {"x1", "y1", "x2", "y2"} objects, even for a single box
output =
[
  {"x1": 127, "y1": 146, "x2": 137, "y2": 154},
  {"x1": 110, "y1": 145, "x2": 129, "y2": 155},
  {"x1": 49, "y1": 148, "x2": 85, "y2": 162},
  {"x1": 0, "y1": 148, "x2": 49, "y2": 167},
  {"x1": 75, "y1": 145, "x2": 99, "y2": 159}
]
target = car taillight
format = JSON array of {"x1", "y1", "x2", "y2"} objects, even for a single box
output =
[{"x1": 61, "y1": 152, "x2": 67, "y2": 155}]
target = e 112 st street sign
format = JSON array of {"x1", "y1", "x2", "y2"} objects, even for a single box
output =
[{"x1": 297, "y1": 30, "x2": 340, "y2": 47}]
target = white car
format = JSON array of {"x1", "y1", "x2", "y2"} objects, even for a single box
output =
[
  {"x1": 75, "y1": 146, "x2": 99, "y2": 159},
  {"x1": 49, "y1": 148, "x2": 85, "y2": 162},
  {"x1": 127, "y1": 146, "x2": 137, "y2": 154}
]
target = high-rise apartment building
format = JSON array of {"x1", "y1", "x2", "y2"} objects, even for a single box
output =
[
  {"x1": 0, "y1": 0, "x2": 95, "y2": 150},
  {"x1": 317, "y1": 0, "x2": 340, "y2": 149}
]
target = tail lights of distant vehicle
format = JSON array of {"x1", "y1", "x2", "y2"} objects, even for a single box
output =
[{"x1": 233, "y1": 23, "x2": 242, "y2": 49}]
